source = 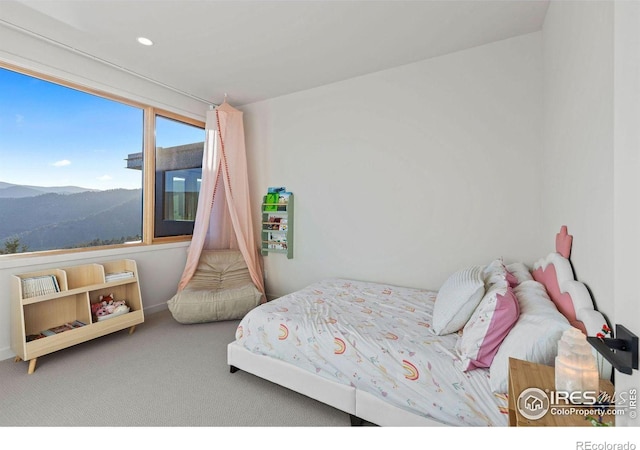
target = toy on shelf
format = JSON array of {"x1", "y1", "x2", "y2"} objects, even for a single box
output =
[{"x1": 91, "y1": 293, "x2": 130, "y2": 321}]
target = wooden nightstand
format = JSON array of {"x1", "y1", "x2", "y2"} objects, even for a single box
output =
[{"x1": 508, "y1": 357, "x2": 615, "y2": 426}]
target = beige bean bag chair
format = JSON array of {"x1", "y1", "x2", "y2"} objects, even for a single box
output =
[{"x1": 168, "y1": 249, "x2": 262, "y2": 324}]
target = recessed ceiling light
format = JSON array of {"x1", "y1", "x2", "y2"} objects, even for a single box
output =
[{"x1": 137, "y1": 37, "x2": 153, "y2": 46}]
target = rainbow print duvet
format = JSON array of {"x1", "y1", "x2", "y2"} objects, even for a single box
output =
[{"x1": 235, "y1": 278, "x2": 508, "y2": 426}]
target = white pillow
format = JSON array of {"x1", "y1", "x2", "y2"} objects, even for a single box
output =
[
  {"x1": 432, "y1": 265, "x2": 485, "y2": 335},
  {"x1": 505, "y1": 262, "x2": 534, "y2": 285},
  {"x1": 489, "y1": 280, "x2": 571, "y2": 393}
]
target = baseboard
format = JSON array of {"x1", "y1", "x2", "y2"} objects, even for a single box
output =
[
  {"x1": 144, "y1": 303, "x2": 169, "y2": 316},
  {"x1": 0, "y1": 346, "x2": 15, "y2": 362}
]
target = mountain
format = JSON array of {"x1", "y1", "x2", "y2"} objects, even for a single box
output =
[
  {"x1": 0, "y1": 182, "x2": 96, "y2": 198},
  {"x1": 15, "y1": 197, "x2": 142, "y2": 251},
  {"x1": 0, "y1": 185, "x2": 46, "y2": 198},
  {"x1": 0, "y1": 187, "x2": 142, "y2": 252}
]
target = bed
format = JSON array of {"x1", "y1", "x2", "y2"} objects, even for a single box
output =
[{"x1": 227, "y1": 226, "x2": 611, "y2": 426}]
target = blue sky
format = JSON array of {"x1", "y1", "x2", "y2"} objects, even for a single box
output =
[{"x1": 0, "y1": 67, "x2": 204, "y2": 190}]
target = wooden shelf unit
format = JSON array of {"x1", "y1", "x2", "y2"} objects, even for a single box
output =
[
  {"x1": 261, "y1": 193, "x2": 293, "y2": 259},
  {"x1": 11, "y1": 259, "x2": 144, "y2": 374}
]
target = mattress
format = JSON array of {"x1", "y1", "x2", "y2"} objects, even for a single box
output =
[{"x1": 234, "y1": 278, "x2": 508, "y2": 426}]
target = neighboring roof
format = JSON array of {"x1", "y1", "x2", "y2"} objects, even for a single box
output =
[{"x1": 126, "y1": 142, "x2": 204, "y2": 171}]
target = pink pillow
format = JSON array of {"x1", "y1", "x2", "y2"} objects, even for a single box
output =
[
  {"x1": 505, "y1": 270, "x2": 519, "y2": 288},
  {"x1": 505, "y1": 262, "x2": 534, "y2": 285},
  {"x1": 456, "y1": 283, "x2": 520, "y2": 371}
]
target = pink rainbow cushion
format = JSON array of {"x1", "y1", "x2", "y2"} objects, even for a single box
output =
[{"x1": 456, "y1": 281, "x2": 520, "y2": 371}]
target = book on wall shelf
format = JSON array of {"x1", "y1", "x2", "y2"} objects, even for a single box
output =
[
  {"x1": 264, "y1": 186, "x2": 284, "y2": 211},
  {"x1": 265, "y1": 186, "x2": 292, "y2": 211},
  {"x1": 267, "y1": 232, "x2": 287, "y2": 250},
  {"x1": 277, "y1": 192, "x2": 291, "y2": 210},
  {"x1": 266, "y1": 216, "x2": 282, "y2": 230}
]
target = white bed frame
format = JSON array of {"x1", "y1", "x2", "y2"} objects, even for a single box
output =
[
  {"x1": 227, "y1": 341, "x2": 442, "y2": 426},
  {"x1": 227, "y1": 226, "x2": 610, "y2": 426}
]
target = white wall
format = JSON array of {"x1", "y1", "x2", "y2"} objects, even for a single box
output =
[
  {"x1": 612, "y1": 0, "x2": 640, "y2": 427},
  {"x1": 543, "y1": 0, "x2": 640, "y2": 425},
  {"x1": 542, "y1": 0, "x2": 614, "y2": 319},
  {"x1": 243, "y1": 32, "x2": 544, "y2": 299}
]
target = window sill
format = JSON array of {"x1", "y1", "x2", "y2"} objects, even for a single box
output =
[{"x1": 0, "y1": 240, "x2": 190, "y2": 271}]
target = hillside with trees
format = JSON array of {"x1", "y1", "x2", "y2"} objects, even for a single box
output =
[{"x1": 0, "y1": 188, "x2": 142, "y2": 253}]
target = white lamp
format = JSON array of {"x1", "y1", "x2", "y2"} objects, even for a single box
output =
[{"x1": 555, "y1": 327, "x2": 599, "y2": 403}]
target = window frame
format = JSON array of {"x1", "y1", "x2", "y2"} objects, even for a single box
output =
[
  {"x1": 152, "y1": 111, "x2": 205, "y2": 240},
  {"x1": 0, "y1": 62, "x2": 205, "y2": 257}
]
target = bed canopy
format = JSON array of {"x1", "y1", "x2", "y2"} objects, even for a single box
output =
[{"x1": 177, "y1": 101, "x2": 266, "y2": 302}]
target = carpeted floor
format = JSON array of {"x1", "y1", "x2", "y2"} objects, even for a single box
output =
[{"x1": 0, "y1": 308, "x2": 351, "y2": 427}]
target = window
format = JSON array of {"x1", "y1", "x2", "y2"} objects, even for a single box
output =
[
  {"x1": 154, "y1": 115, "x2": 205, "y2": 238},
  {"x1": 0, "y1": 64, "x2": 204, "y2": 255}
]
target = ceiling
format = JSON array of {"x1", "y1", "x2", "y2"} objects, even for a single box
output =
[{"x1": 0, "y1": 0, "x2": 550, "y2": 106}]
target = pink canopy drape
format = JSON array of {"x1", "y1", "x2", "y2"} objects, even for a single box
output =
[{"x1": 177, "y1": 101, "x2": 265, "y2": 301}]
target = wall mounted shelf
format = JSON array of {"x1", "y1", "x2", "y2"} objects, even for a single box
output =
[
  {"x1": 587, "y1": 324, "x2": 639, "y2": 375},
  {"x1": 261, "y1": 192, "x2": 293, "y2": 259}
]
